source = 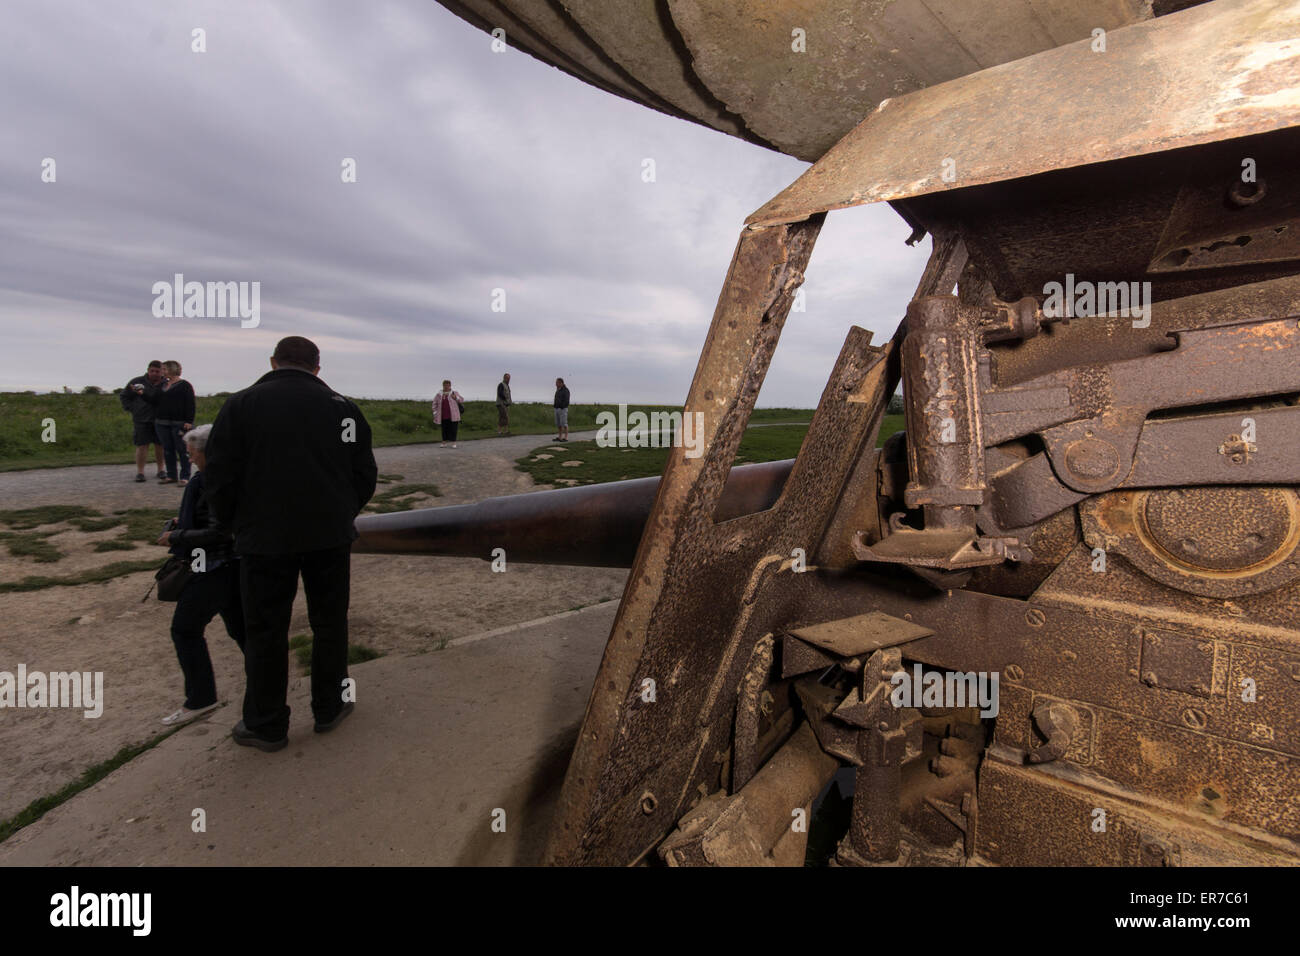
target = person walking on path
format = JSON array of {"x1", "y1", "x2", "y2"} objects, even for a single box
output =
[
  {"x1": 121, "y1": 359, "x2": 165, "y2": 482},
  {"x1": 204, "y1": 336, "x2": 378, "y2": 752},
  {"x1": 495, "y1": 373, "x2": 512, "y2": 436},
  {"x1": 155, "y1": 424, "x2": 245, "y2": 727},
  {"x1": 155, "y1": 360, "x2": 195, "y2": 485},
  {"x1": 432, "y1": 379, "x2": 464, "y2": 448},
  {"x1": 553, "y1": 377, "x2": 570, "y2": 442}
]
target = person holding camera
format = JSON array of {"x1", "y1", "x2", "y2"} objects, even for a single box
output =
[
  {"x1": 121, "y1": 360, "x2": 165, "y2": 482},
  {"x1": 154, "y1": 424, "x2": 245, "y2": 726}
]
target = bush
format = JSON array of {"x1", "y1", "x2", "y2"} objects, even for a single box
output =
[{"x1": 81, "y1": 385, "x2": 104, "y2": 395}]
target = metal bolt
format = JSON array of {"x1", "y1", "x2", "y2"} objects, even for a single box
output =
[
  {"x1": 1228, "y1": 178, "x2": 1267, "y2": 206},
  {"x1": 1026, "y1": 608, "x2": 1046, "y2": 627},
  {"x1": 1005, "y1": 664, "x2": 1025, "y2": 682},
  {"x1": 1181, "y1": 708, "x2": 1208, "y2": 730},
  {"x1": 1289, "y1": 661, "x2": 1300, "y2": 682},
  {"x1": 640, "y1": 791, "x2": 658, "y2": 814}
]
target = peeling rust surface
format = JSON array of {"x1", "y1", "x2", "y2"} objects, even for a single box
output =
[
  {"x1": 669, "y1": 0, "x2": 1146, "y2": 161},
  {"x1": 749, "y1": 0, "x2": 1300, "y2": 223},
  {"x1": 425, "y1": 0, "x2": 1300, "y2": 867},
  {"x1": 441, "y1": 0, "x2": 1149, "y2": 161},
  {"x1": 560, "y1": 0, "x2": 759, "y2": 144}
]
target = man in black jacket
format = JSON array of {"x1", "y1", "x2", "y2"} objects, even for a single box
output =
[
  {"x1": 204, "y1": 336, "x2": 378, "y2": 751},
  {"x1": 121, "y1": 360, "x2": 165, "y2": 482},
  {"x1": 553, "y1": 377, "x2": 570, "y2": 442}
]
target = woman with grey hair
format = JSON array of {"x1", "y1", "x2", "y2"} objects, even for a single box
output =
[{"x1": 153, "y1": 423, "x2": 245, "y2": 726}]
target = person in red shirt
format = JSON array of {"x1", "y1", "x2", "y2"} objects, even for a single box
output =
[{"x1": 432, "y1": 379, "x2": 465, "y2": 448}]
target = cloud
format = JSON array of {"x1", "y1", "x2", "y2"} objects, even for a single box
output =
[{"x1": 0, "y1": 0, "x2": 925, "y2": 405}]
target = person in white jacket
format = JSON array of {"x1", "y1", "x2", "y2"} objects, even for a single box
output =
[{"x1": 432, "y1": 380, "x2": 465, "y2": 447}]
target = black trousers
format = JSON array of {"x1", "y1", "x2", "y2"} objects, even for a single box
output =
[
  {"x1": 155, "y1": 421, "x2": 191, "y2": 480},
  {"x1": 440, "y1": 420, "x2": 459, "y2": 442},
  {"x1": 170, "y1": 561, "x2": 245, "y2": 709},
  {"x1": 239, "y1": 544, "x2": 352, "y2": 739}
]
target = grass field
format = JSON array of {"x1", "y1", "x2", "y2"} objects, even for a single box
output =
[
  {"x1": 515, "y1": 415, "x2": 906, "y2": 486},
  {"x1": 0, "y1": 392, "x2": 818, "y2": 472}
]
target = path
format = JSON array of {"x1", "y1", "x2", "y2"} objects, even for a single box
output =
[{"x1": 0, "y1": 431, "x2": 602, "y2": 511}]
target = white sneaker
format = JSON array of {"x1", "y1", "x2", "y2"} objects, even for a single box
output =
[
  {"x1": 162, "y1": 702, "x2": 219, "y2": 726},
  {"x1": 450, "y1": 443, "x2": 457, "y2": 448}
]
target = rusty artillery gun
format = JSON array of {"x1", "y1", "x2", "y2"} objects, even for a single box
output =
[{"x1": 358, "y1": 0, "x2": 1300, "y2": 865}]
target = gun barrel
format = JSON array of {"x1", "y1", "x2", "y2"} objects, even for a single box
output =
[{"x1": 352, "y1": 458, "x2": 794, "y2": 567}]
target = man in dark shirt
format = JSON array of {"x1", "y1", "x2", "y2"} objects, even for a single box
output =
[
  {"x1": 553, "y1": 377, "x2": 570, "y2": 442},
  {"x1": 204, "y1": 336, "x2": 378, "y2": 751},
  {"x1": 496, "y1": 373, "x2": 512, "y2": 436},
  {"x1": 121, "y1": 360, "x2": 165, "y2": 482}
]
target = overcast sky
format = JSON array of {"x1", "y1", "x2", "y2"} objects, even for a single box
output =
[{"x1": 0, "y1": 0, "x2": 925, "y2": 406}]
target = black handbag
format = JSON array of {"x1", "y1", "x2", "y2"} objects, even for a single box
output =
[{"x1": 153, "y1": 554, "x2": 194, "y2": 602}]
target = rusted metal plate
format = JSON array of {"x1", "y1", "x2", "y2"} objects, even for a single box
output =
[
  {"x1": 749, "y1": 0, "x2": 1300, "y2": 224},
  {"x1": 975, "y1": 758, "x2": 1295, "y2": 866},
  {"x1": 796, "y1": 565, "x2": 1300, "y2": 845},
  {"x1": 670, "y1": 0, "x2": 1146, "y2": 161},
  {"x1": 543, "y1": 218, "x2": 826, "y2": 865},
  {"x1": 1138, "y1": 629, "x2": 1226, "y2": 699},
  {"x1": 560, "y1": 0, "x2": 758, "y2": 143},
  {"x1": 897, "y1": 127, "x2": 1300, "y2": 307},
  {"x1": 788, "y1": 611, "x2": 933, "y2": 658}
]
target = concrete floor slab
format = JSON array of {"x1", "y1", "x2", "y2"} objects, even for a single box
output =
[{"x1": 0, "y1": 601, "x2": 618, "y2": 867}]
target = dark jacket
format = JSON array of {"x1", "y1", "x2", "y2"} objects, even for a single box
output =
[
  {"x1": 169, "y1": 471, "x2": 236, "y2": 567},
  {"x1": 554, "y1": 386, "x2": 570, "y2": 409},
  {"x1": 120, "y1": 375, "x2": 161, "y2": 423},
  {"x1": 155, "y1": 379, "x2": 195, "y2": 424},
  {"x1": 203, "y1": 368, "x2": 378, "y2": 555}
]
